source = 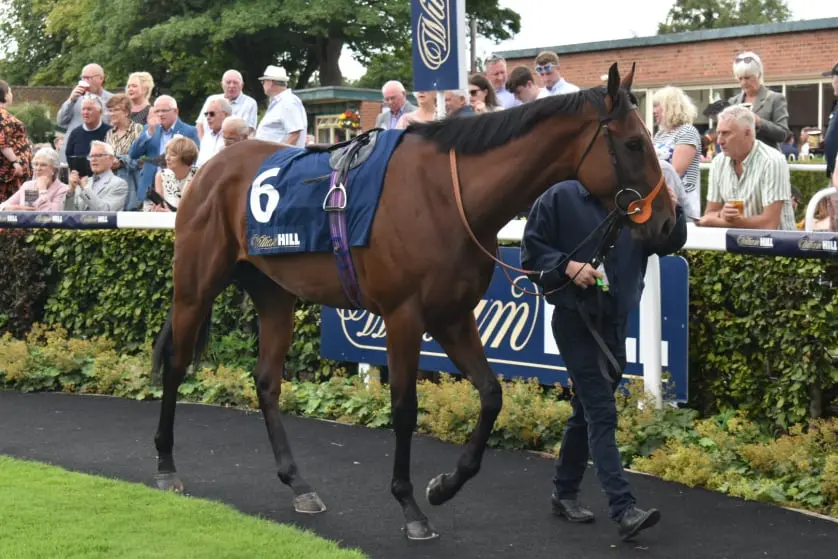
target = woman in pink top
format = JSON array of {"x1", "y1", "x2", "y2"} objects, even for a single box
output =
[{"x1": 0, "y1": 147, "x2": 69, "y2": 211}]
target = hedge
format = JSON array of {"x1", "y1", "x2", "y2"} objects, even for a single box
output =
[
  {"x1": 1, "y1": 202, "x2": 837, "y2": 426},
  {"x1": 0, "y1": 327, "x2": 835, "y2": 519},
  {"x1": 10, "y1": 230, "x2": 340, "y2": 381}
]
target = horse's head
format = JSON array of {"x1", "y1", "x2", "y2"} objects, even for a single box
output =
[{"x1": 575, "y1": 63, "x2": 676, "y2": 240}]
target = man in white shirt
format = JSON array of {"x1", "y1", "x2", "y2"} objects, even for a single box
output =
[
  {"x1": 196, "y1": 97, "x2": 233, "y2": 167},
  {"x1": 698, "y1": 105, "x2": 796, "y2": 230},
  {"x1": 507, "y1": 66, "x2": 550, "y2": 104},
  {"x1": 195, "y1": 70, "x2": 258, "y2": 141},
  {"x1": 254, "y1": 65, "x2": 307, "y2": 148},
  {"x1": 534, "y1": 51, "x2": 580, "y2": 96}
]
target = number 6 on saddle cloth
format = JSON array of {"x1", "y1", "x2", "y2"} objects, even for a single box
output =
[{"x1": 245, "y1": 129, "x2": 407, "y2": 308}]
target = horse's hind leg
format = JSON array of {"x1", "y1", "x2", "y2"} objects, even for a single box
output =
[
  {"x1": 236, "y1": 264, "x2": 325, "y2": 514},
  {"x1": 154, "y1": 295, "x2": 225, "y2": 492},
  {"x1": 425, "y1": 314, "x2": 503, "y2": 506},
  {"x1": 385, "y1": 305, "x2": 438, "y2": 540},
  {"x1": 154, "y1": 242, "x2": 235, "y2": 492}
]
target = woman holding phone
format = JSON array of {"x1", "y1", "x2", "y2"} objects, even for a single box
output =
[{"x1": 145, "y1": 135, "x2": 199, "y2": 212}]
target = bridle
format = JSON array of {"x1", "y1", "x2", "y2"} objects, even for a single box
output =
[
  {"x1": 450, "y1": 92, "x2": 666, "y2": 297},
  {"x1": 449, "y1": 91, "x2": 667, "y2": 386}
]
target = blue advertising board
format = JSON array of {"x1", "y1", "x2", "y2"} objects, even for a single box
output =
[
  {"x1": 0, "y1": 211, "x2": 116, "y2": 229},
  {"x1": 321, "y1": 247, "x2": 690, "y2": 402},
  {"x1": 411, "y1": 0, "x2": 468, "y2": 91},
  {"x1": 725, "y1": 229, "x2": 838, "y2": 258}
]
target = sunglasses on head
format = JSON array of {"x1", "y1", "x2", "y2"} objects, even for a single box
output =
[
  {"x1": 535, "y1": 63, "x2": 556, "y2": 74},
  {"x1": 735, "y1": 56, "x2": 756, "y2": 64}
]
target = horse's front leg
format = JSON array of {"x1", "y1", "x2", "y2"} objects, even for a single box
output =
[
  {"x1": 425, "y1": 314, "x2": 503, "y2": 505},
  {"x1": 384, "y1": 306, "x2": 438, "y2": 540}
]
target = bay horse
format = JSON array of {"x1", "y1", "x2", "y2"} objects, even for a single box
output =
[{"x1": 150, "y1": 63, "x2": 676, "y2": 540}]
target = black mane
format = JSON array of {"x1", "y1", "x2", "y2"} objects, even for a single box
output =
[{"x1": 406, "y1": 86, "x2": 634, "y2": 155}]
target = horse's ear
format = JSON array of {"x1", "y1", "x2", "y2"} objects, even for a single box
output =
[
  {"x1": 621, "y1": 62, "x2": 636, "y2": 91},
  {"x1": 607, "y1": 63, "x2": 620, "y2": 105}
]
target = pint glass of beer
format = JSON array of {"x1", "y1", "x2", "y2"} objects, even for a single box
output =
[{"x1": 730, "y1": 199, "x2": 745, "y2": 216}]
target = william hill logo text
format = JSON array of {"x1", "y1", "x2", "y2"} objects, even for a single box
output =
[
  {"x1": 277, "y1": 233, "x2": 301, "y2": 247},
  {"x1": 736, "y1": 235, "x2": 773, "y2": 248}
]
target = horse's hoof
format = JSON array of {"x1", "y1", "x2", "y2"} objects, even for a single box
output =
[
  {"x1": 154, "y1": 472, "x2": 184, "y2": 493},
  {"x1": 293, "y1": 491, "x2": 327, "y2": 514},
  {"x1": 403, "y1": 519, "x2": 439, "y2": 541},
  {"x1": 425, "y1": 473, "x2": 450, "y2": 506}
]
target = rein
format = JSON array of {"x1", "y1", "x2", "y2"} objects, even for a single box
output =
[{"x1": 449, "y1": 102, "x2": 664, "y2": 297}]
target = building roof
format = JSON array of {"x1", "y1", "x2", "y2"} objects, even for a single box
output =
[
  {"x1": 294, "y1": 86, "x2": 384, "y2": 103},
  {"x1": 495, "y1": 17, "x2": 838, "y2": 59}
]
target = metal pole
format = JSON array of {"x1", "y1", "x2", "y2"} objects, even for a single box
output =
[{"x1": 470, "y1": 17, "x2": 477, "y2": 73}]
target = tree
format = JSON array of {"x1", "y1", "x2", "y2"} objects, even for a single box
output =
[
  {"x1": 0, "y1": 0, "x2": 63, "y2": 85},
  {"x1": 0, "y1": 0, "x2": 520, "y2": 119},
  {"x1": 356, "y1": 39, "x2": 415, "y2": 90},
  {"x1": 658, "y1": 0, "x2": 791, "y2": 34}
]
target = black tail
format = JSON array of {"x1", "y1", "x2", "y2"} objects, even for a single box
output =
[{"x1": 151, "y1": 306, "x2": 213, "y2": 385}]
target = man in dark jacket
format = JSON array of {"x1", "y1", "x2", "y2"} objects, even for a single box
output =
[{"x1": 521, "y1": 180, "x2": 687, "y2": 541}]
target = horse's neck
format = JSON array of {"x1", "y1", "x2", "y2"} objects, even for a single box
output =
[{"x1": 459, "y1": 115, "x2": 590, "y2": 237}]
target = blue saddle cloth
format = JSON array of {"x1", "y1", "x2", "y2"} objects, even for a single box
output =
[{"x1": 246, "y1": 129, "x2": 407, "y2": 256}]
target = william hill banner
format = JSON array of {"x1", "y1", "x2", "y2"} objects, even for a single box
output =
[
  {"x1": 320, "y1": 247, "x2": 690, "y2": 402},
  {"x1": 411, "y1": 0, "x2": 468, "y2": 91}
]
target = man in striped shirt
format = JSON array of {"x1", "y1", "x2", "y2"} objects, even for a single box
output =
[{"x1": 699, "y1": 105, "x2": 796, "y2": 230}]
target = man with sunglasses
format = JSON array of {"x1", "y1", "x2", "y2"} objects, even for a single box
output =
[
  {"x1": 534, "y1": 51, "x2": 579, "y2": 96},
  {"x1": 196, "y1": 97, "x2": 233, "y2": 167}
]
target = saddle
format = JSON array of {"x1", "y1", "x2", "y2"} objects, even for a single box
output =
[{"x1": 305, "y1": 128, "x2": 382, "y2": 172}]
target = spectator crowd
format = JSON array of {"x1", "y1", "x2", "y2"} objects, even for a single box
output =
[
  {"x1": 1, "y1": 49, "x2": 838, "y2": 231},
  {"x1": 0, "y1": 64, "x2": 304, "y2": 213}
]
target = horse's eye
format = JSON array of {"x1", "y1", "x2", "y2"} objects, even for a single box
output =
[{"x1": 626, "y1": 138, "x2": 644, "y2": 152}]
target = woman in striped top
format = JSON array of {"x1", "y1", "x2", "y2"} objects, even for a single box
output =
[{"x1": 652, "y1": 86, "x2": 703, "y2": 215}]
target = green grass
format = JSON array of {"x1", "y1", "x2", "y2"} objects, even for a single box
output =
[{"x1": 0, "y1": 456, "x2": 367, "y2": 559}]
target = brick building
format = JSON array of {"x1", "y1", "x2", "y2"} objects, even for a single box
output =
[
  {"x1": 295, "y1": 86, "x2": 384, "y2": 143},
  {"x1": 496, "y1": 17, "x2": 838, "y2": 137},
  {"x1": 10, "y1": 86, "x2": 74, "y2": 118}
]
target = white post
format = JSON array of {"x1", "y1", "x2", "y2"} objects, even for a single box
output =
[
  {"x1": 436, "y1": 91, "x2": 447, "y2": 120},
  {"x1": 358, "y1": 362, "x2": 371, "y2": 386},
  {"x1": 639, "y1": 254, "x2": 663, "y2": 409}
]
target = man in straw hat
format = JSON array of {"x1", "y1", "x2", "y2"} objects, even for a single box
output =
[{"x1": 254, "y1": 65, "x2": 307, "y2": 148}]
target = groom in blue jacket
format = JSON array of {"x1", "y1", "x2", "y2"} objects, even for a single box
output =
[
  {"x1": 128, "y1": 95, "x2": 200, "y2": 209},
  {"x1": 521, "y1": 179, "x2": 686, "y2": 541}
]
